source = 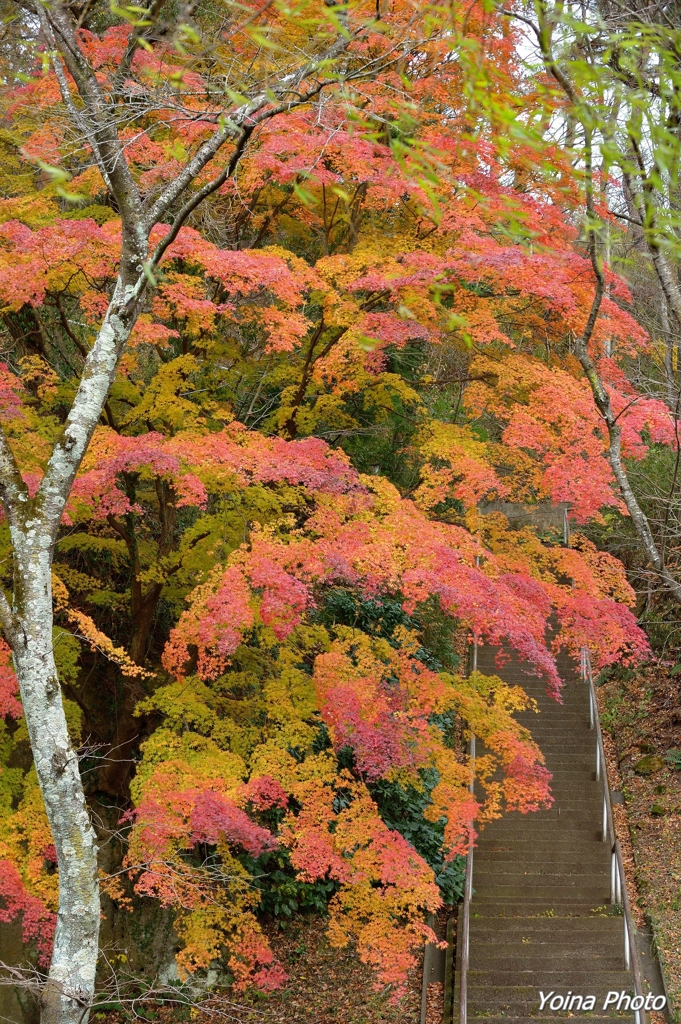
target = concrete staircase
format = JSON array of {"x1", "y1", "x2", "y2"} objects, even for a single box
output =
[{"x1": 456, "y1": 644, "x2": 637, "y2": 1023}]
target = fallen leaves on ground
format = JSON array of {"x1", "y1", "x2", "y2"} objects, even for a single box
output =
[{"x1": 600, "y1": 665, "x2": 681, "y2": 1019}]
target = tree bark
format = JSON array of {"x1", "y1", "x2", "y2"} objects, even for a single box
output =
[
  {"x1": 0, "y1": 271, "x2": 146, "y2": 1024},
  {"x1": 11, "y1": 559, "x2": 99, "y2": 1024}
]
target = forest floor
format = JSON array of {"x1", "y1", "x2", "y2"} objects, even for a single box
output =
[
  {"x1": 600, "y1": 662, "x2": 681, "y2": 1021},
  {"x1": 221, "y1": 917, "x2": 421, "y2": 1023},
  {"x1": 96, "y1": 917, "x2": 421, "y2": 1024}
]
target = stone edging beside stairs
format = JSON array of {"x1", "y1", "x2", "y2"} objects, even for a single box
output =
[{"x1": 598, "y1": 694, "x2": 674, "y2": 1023}]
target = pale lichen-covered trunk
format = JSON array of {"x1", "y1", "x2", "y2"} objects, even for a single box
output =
[
  {"x1": 0, "y1": 274, "x2": 147, "y2": 1024},
  {"x1": 12, "y1": 552, "x2": 99, "y2": 1024}
]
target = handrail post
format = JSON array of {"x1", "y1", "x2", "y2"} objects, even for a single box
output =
[{"x1": 624, "y1": 913, "x2": 631, "y2": 971}]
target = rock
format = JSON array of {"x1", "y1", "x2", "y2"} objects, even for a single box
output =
[{"x1": 633, "y1": 755, "x2": 665, "y2": 776}]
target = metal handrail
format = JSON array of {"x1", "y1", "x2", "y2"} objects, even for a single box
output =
[
  {"x1": 458, "y1": 732, "x2": 475, "y2": 1024},
  {"x1": 456, "y1": 601, "x2": 479, "y2": 1024},
  {"x1": 581, "y1": 647, "x2": 647, "y2": 1024}
]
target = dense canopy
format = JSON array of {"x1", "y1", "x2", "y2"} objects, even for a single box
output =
[{"x1": 0, "y1": 0, "x2": 678, "y2": 1020}]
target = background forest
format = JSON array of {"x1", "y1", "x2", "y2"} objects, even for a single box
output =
[{"x1": 0, "y1": 0, "x2": 679, "y2": 1021}]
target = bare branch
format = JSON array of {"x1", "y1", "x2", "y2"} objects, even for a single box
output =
[
  {"x1": 145, "y1": 30, "x2": 354, "y2": 227},
  {"x1": 0, "y1": 425, "x2": 29, "y2": 528},
  {"x1": 42, "y1": 0, "x2": 146, "y2": 234},
  {"x1": 38, "y1": 7, "x2": 115, "y2": 195}
]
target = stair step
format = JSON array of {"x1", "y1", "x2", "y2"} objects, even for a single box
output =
[
  {"x1": 468, "y1": 986, "x2": 638, "y2": 1001},
  {"x1": 468, "y1": 957, "x2": 626, "y2": 974},
  {"x1": 466, "y1": 929, "x2": 626, "y2": 942},
  {"x1": 474, "y1": 858, "x2": 612, "y2": 869},
  {"x1": 476, "y1": 840, "x2": 611, "y2": 850},
  {"x1": 473, "y1": 877, "x2": 611, "y2": 888},
  {"x1": 468, "y1": 956, "x2": 626, "y2": 972},
  {"x1": 469, "y1": 922, "x2": 625, "y2": 939},
  {"x1": 470, "y1": 908, "x2": 615, "y2": 919},
  {"x1": 465, "y1": 1018, "x2": 635, "y2": 1023},
  {"x1": 496, "y1": 803, "x2": 605, "y2": 812},
  {"x1": 474, "y1": 867, "x2": 611, "y2": 878},
  {"x1": 471, "y1": 887, "x2": 611, "y2": 900},
  {"x1": 471, "y1": 899, "x2": 613, "y2": 909},
  {"x1": 467, "y1": 977, "x2": 638, "y2": 1011},
  {"x1": 476, "y1": 829, "x2": 605, "y2": 841}
]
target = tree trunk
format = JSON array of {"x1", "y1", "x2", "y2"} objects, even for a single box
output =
[
  {"x1": 11, "y1": 549, "x2": 99, "y2": 1024},
  {"x1": 0, "y1": 270, "x2": 148, "y2": 1024}
]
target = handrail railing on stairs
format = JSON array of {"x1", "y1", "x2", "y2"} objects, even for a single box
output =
[
  {"x1": 456, "y1": 626, "x2": 477, "y2": 1024},
  {"x1": 581, "y1": 646, "x2": 647, "y2": 1024},
  {"x1": 457, "y1": 732, "x2": 475, "y2": 1024}
]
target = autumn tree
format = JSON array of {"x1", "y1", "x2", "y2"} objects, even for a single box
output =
[
  {"x1": 495, "y1": 0, "x2": 681, "y2": 601},
  {"x1": 0, "y1": 1, "x2": 461, "y2": 1020}
]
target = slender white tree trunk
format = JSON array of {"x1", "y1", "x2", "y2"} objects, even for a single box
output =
[
  {"x1": 11, "y1": 554, "x2": 99, "y2": 1024},
  {"x1": 0, "y1": 275, "x2": 147, "y2": 1024}
]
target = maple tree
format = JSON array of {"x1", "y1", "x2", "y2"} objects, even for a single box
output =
[{"x1": 0, "y1": 0, "x2": 672, "y2": 1020}]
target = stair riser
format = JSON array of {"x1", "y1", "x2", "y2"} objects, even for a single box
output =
[
  {"x1": 472, "y1": 889, "x2": 611, "y2": 900},
  {"x1": 468, "y1": 950, "x2": 626, "y2": 962},
  {"x1": 468, "y1": 929, "x2": 625, "y2": 943},
  {"x1": 474, "y1": 860, "x2": 610, "y2": 869},
  {"x1": 468, "y1": 928, "x2": 626, "y2": 941},
  {"x1": 463, "y1": 1017, "x2": 635, "y2": 1022},
  {"x1": 469, "y1": 910, "x2": 616, "y2": 919},
  {"x1": 474, "y1": 869, "x2": 613, "y2": 879},
  {"x1": 476, "y1": 841, "x2": 609, "y2": 848}
]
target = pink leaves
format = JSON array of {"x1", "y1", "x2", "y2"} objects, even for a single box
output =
[
  {"x1": 554, "y1": 591, "x2": 650, "y2": 670},
  {"x1": 242, "y1": 775, "x2": 289, "y2": 810},
  {"x1": 167, "y1": 485, "x2": 567, "y2": 692},
  {"x1": 0, "y1": 218, "x2": 119, "y2": 311},
  {"x1": 0, "y1": 364, "x2": 25, "y2": 423},
  {"x1": 319, "y1": 685, "x2": 413, "y2": 781},
  {"x1": 0, "y1": 641, "x2": 22, "y2": 719},
  {"x1": 70, "y1": 429, "x2": 181, "y2": 520},
  {"x1": 127, "y1": 770, "x2": 285, "y2": 989},
  {"x1": 163, "y1": 566, "x2": 254, "y2": 680},
  {"x1": 163, "y1": 549, "x2": 311, "y2": 681},
  {"x1": 468, "y1": 352, "x2": 675, "y2": 523},
  {"x1": 0, "y1": 860, "x2": 56, "y2": 966},
  {"x1": 247, "y1": 547, "x2": 309, "y2": 640},
  {"x1": 189, "y1": 790, "x2": 277, "y2": 856},
  {"x1": 487, "y1": 729, "x2": 553, "y2": 814},
  {"x1": 131, "y1": 777, "x2": 278, "y2": 883},
  {"x1": 70, "y1": 423, "x2": 363, "y2": 528}
]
